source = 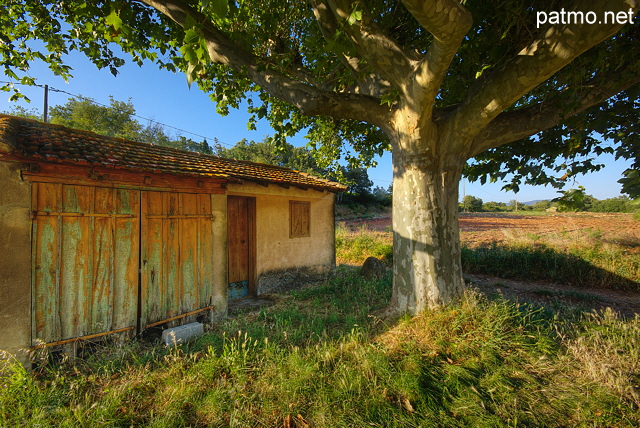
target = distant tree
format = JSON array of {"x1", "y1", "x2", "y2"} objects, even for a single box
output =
[
  {"x1": 164, "y1": 136, "x2": 213, "y2": 154},
  {"x1": 212, "y1": 138, "x2": 323, "y2": 175},
  {"x1": 15, "y1": 96, "x2": 213, "y2": 154},
  {"x1": 589, "y1": 196, "x2": 634, "y2": 212},
  {"x1": 582, "y1": 194, "x2": 597, "y2": 211},
  {"x1": 371, "y1": 185, "x2": 392, "y2": 206},
  {"x1": 138, "y1": 121, "x2": 174, "y2": 147},
  {"x1": 463, "y1": 195, "x2": 483, "y2": 212},
  {"x1": 482, "y1": 201, "x2": 508, "y2": 212},
  {"x1": 342, "y1": 166, "x2": 373, "y2": 198},
  {"x1": 213, "y1": 138, "x2": 258, "y2": 161},
  {"x1": 531, "y1": 200, "x2": 553, "y2": 211},
  {"x1": 2, "y1": 105, "x2": 40, "y2": 120},
  {"x1": 50, "y1": 96, "x2": 144, "y2": 141}
]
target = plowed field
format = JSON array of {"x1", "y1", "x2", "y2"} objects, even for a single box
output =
[{"x1": 343, "y1": 212, "x2": 640, "y2": 252}]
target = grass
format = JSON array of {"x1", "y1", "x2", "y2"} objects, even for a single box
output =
[
  {"x1": 2, "y1": 274, "x2": 638, "y2": 426},
  {"x1": 2, "y1": 221, "x2": 639, "y2": 426},
  {"x1": 336, "y1": 223, "x2": 393, "y2": 266},
  {"x1": 461, "y1": 231, "x2": 640, "y2": 290}
]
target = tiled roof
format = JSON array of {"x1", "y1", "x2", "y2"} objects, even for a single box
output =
[{"x1": 0, "y1": 114, "x2": 345, "y2": 192}]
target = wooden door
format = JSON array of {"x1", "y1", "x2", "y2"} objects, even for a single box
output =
[
  {"x1": 227, "y1": 196, "x2": 256, "y2": 298},
  {"x1": 31, "y1": 183, "x2": 139, "y2": 345},
  {"x1": 140, "y1": 191, "x2": 216, "y2": 329}
]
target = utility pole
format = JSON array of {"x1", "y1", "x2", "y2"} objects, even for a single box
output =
[
  {"x1": 462, "y1": 178, "x2": 466, "y2": 212},
  {"x1": 43, "y1": 85, "x2": 49, "y2": 123}
]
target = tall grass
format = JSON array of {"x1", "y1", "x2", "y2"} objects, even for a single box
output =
[
  {"x1": 1, "y1": 268, "x2": 639, "y2": 426},
  {"x1": 462, "y1": 233, "x2": 640, "y2": 290},
  {"x1": 336, "y1": 223, "x2": 393, "y2": 266}
]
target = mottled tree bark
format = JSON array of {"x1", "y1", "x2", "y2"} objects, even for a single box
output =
[{"x1": 388, "y1": 113, "x2": 466, "y2": 311}]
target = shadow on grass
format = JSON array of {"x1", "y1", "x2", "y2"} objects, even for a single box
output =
[{"x1": 462, "y1": 242, "x2": 639, "y2": 291}]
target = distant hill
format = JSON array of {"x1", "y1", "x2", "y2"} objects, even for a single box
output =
[{"x1": 521, "y1": 199, "x2": 549, "y2": 206}]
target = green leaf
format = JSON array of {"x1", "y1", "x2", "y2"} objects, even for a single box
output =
[
  {"x1": 105, "y1": 10, "x2": 123, "y2": 30},
  {"x1": 183, "y1": 28, "x2": 200, "y2": 45},
  {"x1": 553, "y1": 186, "x2": 586, "y2": 212},
  {"x1": 347, "y1": 10, "x2": 362, "y2": 26},
  {"x1": 186, "y1": 63, "x2": 203, "y2": 88},
  {"x1": 184, "y1": 13, "x2": 198, "y2": 30},
  {"x1": 181, "y1": 43, "x2": 198, "y2": 64},
  {"x1": 210, "y1": 0, "x2": 228, "y2": 19},
  {"x1": 619, "y1": 169, "x2": 640, "y2": 198}
]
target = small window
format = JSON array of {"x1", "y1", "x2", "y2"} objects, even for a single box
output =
[{"x1": 290, "y1": 201, "x2": 310, "y2": 238}]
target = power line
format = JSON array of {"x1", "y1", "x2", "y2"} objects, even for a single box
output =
[
  {"x1": 467, "y1": 181, "x2": 511, "y2": 199},
  {"x1": 1, "y1": 80, "x2": 235, "y2": 148}
]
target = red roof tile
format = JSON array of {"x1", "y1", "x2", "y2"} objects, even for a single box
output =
[{"x1": 0, "y1": 114, "x2": 345, "y2": 192}]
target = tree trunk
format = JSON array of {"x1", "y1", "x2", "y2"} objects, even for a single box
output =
[{"x1": 389, "y1": 142, "x2": 465, "y2": 314}]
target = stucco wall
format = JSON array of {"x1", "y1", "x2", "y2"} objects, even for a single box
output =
[
  {"x1": 227, "y1": 182, "x2": 336, "y2": 292},
  {"x1": 0, "y1": 161, "x2": 32, "y2": 364},
  {"x1": 210, "y1": 193, "x2": 228, "y2": 318}
]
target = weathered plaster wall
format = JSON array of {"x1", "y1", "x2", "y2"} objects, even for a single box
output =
[
  {"x1": 210, "y1": 193, "x2": 228, "y2": 318},
  {"x1": 0, "y1": 161, "x2": 31, "y2": 364},
  {"x1": 227, "y1": 182, "x2": 336, "y2": 293}
]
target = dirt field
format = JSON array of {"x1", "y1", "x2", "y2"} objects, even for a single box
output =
[
  {"x1": 343, "y1": 212, "x2": 640, "y2": 252},
  {"x1": 460, "y1": 212, "x2": 640, "y2": 250}
]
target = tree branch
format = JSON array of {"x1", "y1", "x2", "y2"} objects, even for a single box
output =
[
  {"x1": 470, "y1": 61, "x2": 640, "y2": 157},
  {"x1": 446, "y1": 0, "x2": 639, "y2": 145},
  {"x1": 325, "y1": 0, "x2": 419, "y2": 89},
  {"x1": 139, "y1": 0, "x2": 393, "y2": 131},
  {"x1": 310, "y1": 0, "x2": 392, "y2": 98},
  {"x1": 401, "y1": 0, "x2": 472, "y2": 116}
]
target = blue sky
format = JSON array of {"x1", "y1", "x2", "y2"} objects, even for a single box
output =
[{"x1": 0, "y1": 50, "x2": 632, "y2": 204}]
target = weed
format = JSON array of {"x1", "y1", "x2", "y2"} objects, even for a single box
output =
[
  {"x1": 335, "y1": 224, "x2": 392, "y2": 266},
  {"x1": 605, "y1": 234, "x2": 640, "y2": 249}
]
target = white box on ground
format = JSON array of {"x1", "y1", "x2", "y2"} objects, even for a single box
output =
[{"x1": 162, "y1": 322, "x2": 204, "y2": 346}]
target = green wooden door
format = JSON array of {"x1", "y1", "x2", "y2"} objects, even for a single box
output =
[
  {"x1": 31, "y1": 182, "x2": 139, "y2": 345},
  {"x1": 140, "y1": 191, "x2": 216, "y2": 329}
]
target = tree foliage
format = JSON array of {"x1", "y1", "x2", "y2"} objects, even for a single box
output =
[
  {"x1": 212, "y1": 138, "x2": 322, "y2": 174},
  {"x1": 49, "y1": 96, "x2": 144, "y2": 140},
  {"x1": 462, "y1": 195, "x2": 483, "y2": 213}
]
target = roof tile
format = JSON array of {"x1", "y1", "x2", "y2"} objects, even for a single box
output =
[{"x1": 0, "y1": 114, "x2": 346, "y2": 192}]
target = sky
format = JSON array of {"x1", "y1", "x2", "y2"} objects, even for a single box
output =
[{"x1": 0, "y1": 50, "x2": 633, "y2": 204}]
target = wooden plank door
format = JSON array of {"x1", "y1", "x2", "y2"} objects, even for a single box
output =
[
  {"x1": 31, "y1": 183, "x2": 139, "y2": 345},
  {"x1": 227, "y1": 196, "x2": 256, "y2": 298},
  {"x1": 140, "y1": 191, "x2": 216, "y2": 329}
]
